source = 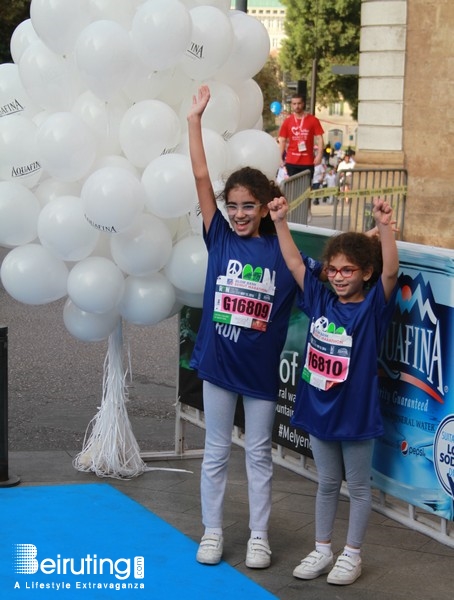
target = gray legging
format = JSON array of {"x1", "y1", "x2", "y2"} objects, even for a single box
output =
[{"x1": 309, "y1": 435, "x2": 374, "y2": 548}]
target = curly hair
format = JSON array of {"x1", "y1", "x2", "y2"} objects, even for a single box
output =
[
  {"x1": 218, "y1": 167, "x2": 281, "y2": 235},
  {"x1": 322, "y1": 231, "x2": 383, "y2": 287}
]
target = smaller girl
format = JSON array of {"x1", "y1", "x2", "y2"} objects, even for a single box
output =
[{"x1": 268, "y1": 195, "x2": 399, "y2": 586}]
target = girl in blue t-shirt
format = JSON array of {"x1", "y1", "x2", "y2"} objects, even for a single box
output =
[
  {"x1": 268, "y1": 195, "x2": 399, "y2": 586},
  {"x1": 188, "y1": 85, "x2": 298, "y2": 569}
]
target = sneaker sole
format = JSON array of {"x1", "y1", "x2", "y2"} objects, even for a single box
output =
[
  {"x1": 293, "y1": 560, "x2": 333, "y2": 580},
  {"x1": 327, "y1": 566, "x2": 361, "y2": 585},
  {"x1": 245, "y1": 558, "x2": 271, "y2": 569},
  {"x1": 196, "y1": 555, "x2": 222, "y2": 566}
]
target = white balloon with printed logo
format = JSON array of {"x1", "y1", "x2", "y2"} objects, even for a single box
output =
[
  {"x1": 0, "y1": 243, "x2": 68, "y2": 305},
  {"x1": 180, "y1": 6, "x2": 233, "y2": 81},
  {"x1": 120, "y1": 272, "x2": 176, "y2": 326},
  {"x1": 0, "y1": 63, "x2": 40, "y2": 119},
  {"x1": 131, "y1": 0, "x2": 192, "y2": 71},
  {"x1": 0, "y1": 182, "x2": 40, "y2": 248},
  {"x1": 0, "y1": 114, "x2": 42, "y2": 189},
  {"x1": 119, "y1": 100, "x2": 181, "y2": 169},
  {"x1": 227, "y1": 129, "x2": 281, "y2": 181},
  {"x1": 36, "y1": 112, "x2": 97, "y2": 182},
  {"x1": 82, "y1": 166, "x2": 146, "y2": 234},
  {"x1": 110, "y1": 213, "x2": 173, "y2": 276},
  {"x1": 37, "y1": 195, "x2": 100, "y2": 261},
  {"x1": 67, "y1": 256, "x2": 125, "y2": 314},
  {"x1": 164, "y1": 234, "x2": 207, "y2": 294}
]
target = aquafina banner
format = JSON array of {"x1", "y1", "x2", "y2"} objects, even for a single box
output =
[{"x1": 372, "y1": 243, "x2": 454, "y2": 520}]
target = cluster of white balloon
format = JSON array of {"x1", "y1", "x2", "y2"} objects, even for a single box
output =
[{"x1": 0, "y1": 0, "x2": 280, "y2": 344}]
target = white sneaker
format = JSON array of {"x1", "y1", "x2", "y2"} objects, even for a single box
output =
[
  {"x1": 196, "y1": 534, "x2": 223, "y2": 565},
  {"x1": 293, "y1": 549, "x2": 333, "y2": 580},
  {"x1": 327, "y1": 553, "x2": 362, "y2": 585},
  {"x1": 245, "y1": 538, "x2": 272, "y2": 569}
]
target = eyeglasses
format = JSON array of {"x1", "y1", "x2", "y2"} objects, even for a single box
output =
[
  {"x1": 324, "y1": 266, "x2": 360, "y2": 278},
  {"x1": 225, "y1": 203, "x2": 262, "y2": 215}
]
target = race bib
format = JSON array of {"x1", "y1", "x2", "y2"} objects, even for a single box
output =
[
  {"x1": 302, "y1": 320, "x2": 352, "y2": 390},
  {"x1": 213, "y1": 275, "x2": 275, "y2": 331}
]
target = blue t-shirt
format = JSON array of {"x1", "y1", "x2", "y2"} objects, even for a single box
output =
[
  {"x1": 190, "y1": 210, "x2": 297, "y2": 401},
  {"x1": 292, "y1": 268, "x2": 398, "y2": 440}
]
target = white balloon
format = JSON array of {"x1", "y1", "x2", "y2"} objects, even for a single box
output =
[
  {"x1": 30, "y1": 0, "x2": 92, "y2": 55},
  {"x1": 131, "y1": 0, "x2": 192, "y2": 71},
  {"x1": 164, "y1": 235, "x2": 207, "y2": 294},
  {"x1": 36, "y1": 112, "x2": 97, "y2": 182},
  {"x1": 18, "y1": 41, "x2": 82, "y2": 112},
  {"x1": 174, "y1": 288, "x2": 204, "y2": 308},
  {"x1": 177, "y1": 127, "x2": 228, "y2": 181},
  {"x1": 89, "y1": 155, "x2": 139, "y2": 178},
  {"x1": 63, "y1": 298, "x2": 120, "y2": 342},
  {"x1": 38, "y1": 195, "x2": 100, "y2": 261},
  {"x1": 180, "y1": 80, "x2": 240, "y2": 139},
  {"x1": 227, "y1": 129, "x2": 281, "y2": 180},
  {"x1": 88, "y1": 0, "x2": 142, "y2": 27},
  {"x1": 34, "y1": 178, "x2": 82, "y2": 207},
  {"x1": 74, "y1": 20, "x2": 134, "y2": 101},
  {"x1": 67, "y1": 256, "x2": 125, "y2": 314},
  {"x1": 180, "y1": 0, "x2": 230, "y2": 10},
  {"x1": 0, "y1": 182, "x2": 40, "y2": 247},
  {"x1": 110, "y1": 214, "x2": 173, "y2": 276},
  {"x1": 119, "y1": 100, "x2": 181, "y2": 168},
  {"x1": 120, "y1": 272, "x2": 176, "y2": 326},
  {"x1": 0, "y1": 243, "x2": 68, "y2": 305},
  {"x1": 123, "y1": 63, "x2": 173, "y2": 103},
  {"x1": 216, "y1": 11, "x2": 270, "y2": 84},
  {"x1": 180, "y1": 6, "x2": 234, "y2": 80},
  {"x1": 142, "y1": 153, "x2": 197, "y2": 219},
  {"x1": 156, "y1": 66, "x2": 193, "y2": 108},
  {"x1": 0, "y1": 63, "x2": 40, "y2": 119},
  {"x1": 10, "y1": 19, "x2": 39, "y2": 65},
  {"x1": 232, "y1": 79, "x2": 264, "y2": 132},
  {"x1": 71, "y1": 90, "x2": 128, "y2": 156},
  {"x1": 0, "y1": 114, "x2": 42, "y2": 189},
  {"x1": 82, "y1": 167, "x2": 146, "y2": 234}
]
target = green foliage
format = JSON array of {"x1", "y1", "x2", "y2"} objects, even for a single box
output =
[
  {"x1": 279, "y1": 0, "x2": 360, "y2": 118},
  {"x1": 0, "y1": 0, "x2": 31, "y2": 64},
  {"x1": 254, "y1": 55, "x2": 283, "y2": 134}
]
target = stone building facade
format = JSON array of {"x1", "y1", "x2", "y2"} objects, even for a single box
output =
[{"x1": 357, "y1": 0, "x2": 454, "y2": 248}]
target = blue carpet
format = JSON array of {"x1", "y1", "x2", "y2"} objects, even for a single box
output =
[{"x1": 0, "y1": 484, "x2": 277, "y2": 599}]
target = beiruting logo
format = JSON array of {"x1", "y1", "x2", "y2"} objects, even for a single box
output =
[{"x1": 12, "y1": 544, "x2": 145, "y2": 592}]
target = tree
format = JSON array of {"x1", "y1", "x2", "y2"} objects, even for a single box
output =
[
  {"x1": 0, "y1": 0, "x2": 31, "y2": 64},
  {"x1": 279, "y1": 0, "x2": 361, "y2": 118},
  {"x1": 254, "y1": 54, "x2": 283, "y2": 134}
]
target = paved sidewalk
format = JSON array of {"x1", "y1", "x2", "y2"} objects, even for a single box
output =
[{"x1": 7, "y1": 443, "x2": 453, "y2": 600}]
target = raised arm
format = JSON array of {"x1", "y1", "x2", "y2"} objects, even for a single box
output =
[
  {"x1": 268, "y1": 197, "x2": 306, "y2": 290},
  {"x1": 187, "y1": 85, "x2": 216, "y2": 231},
  {"x1": 373, "y1": 198, "x2": 399, "y2": 301}
]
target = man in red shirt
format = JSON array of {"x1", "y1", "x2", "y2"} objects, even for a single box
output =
[{"x1": 278, "y1": 94, "x2": 324, "y2": 179}]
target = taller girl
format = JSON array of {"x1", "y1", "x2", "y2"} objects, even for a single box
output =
[{"x1": 187, "y1": 85, "x2": 297, "y2": 569}]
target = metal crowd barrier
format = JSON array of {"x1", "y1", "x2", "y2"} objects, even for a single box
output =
[{"x1": 281, "y1": 168, "x2": 407, "y2": 238}]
